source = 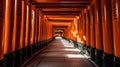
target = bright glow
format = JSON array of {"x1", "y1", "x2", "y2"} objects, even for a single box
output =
[
  {"x1": 66, "y1": 54, "x2": 85, "y2": 58},
  {"x1": 116, "y1": 2, "x2": 119, "y2": 19},
  {"x1": 31, "y1": 10, "x2": 35, "y2": 24},
  {"x1": 64, "y1": 48, "x2": 79, "y2": 52},
  {"x1": 83, "y1": 36, "x2": 86, "y2": 41},
  {"x1": 76, "y1": 16, "x2": 79, "y2": 19},
  {"x1": 61, "y1": 39, "x2": 73, "y2": 47},
  {"x1": 55, "y1": 36, "x2": 62, "y2": 39}
]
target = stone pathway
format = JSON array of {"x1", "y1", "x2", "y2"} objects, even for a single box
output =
[{"x1": 25, "y1": 37, "x2": 96, "y2": 67}]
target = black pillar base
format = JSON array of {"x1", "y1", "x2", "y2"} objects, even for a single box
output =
[
  {"x1": 36, "y1": 44, "x2": 39, "y2": 51},
  {"x1": 0, "y1": 59, "x2": 5, "y2": 67},
  {"x1": 90, "y1": 47, "x2": 95, "y2": 61},
  {"x1": 95, "y1": 49, "x2": 103, "y2": 67},
  {"x1": 86, "y1": 46, "x2": 90, "y2": 56},
  {"x1": 32, "y1": 44, "x2": 36, "y2": 54},
  {"x1": 40, "y1": 43, "x2": 43, "y2": 49},
  {"x1": 14, "y1": 50, "x2": 21, "y2": 67},
  {"x1": 73, "y1": 41, "x2": 78, "y2": 48},
  {"x1": 103, "y1": 53, "x2": 114, "y2": 67},
  {"x1": 27, "y1": 46, "x2": 32, "y2": 58},
  {"x1": 21, "y1": 47, "x2": 27, "y2": 63},
  {"x1": 4, "y1": 52, "x2": 14, "y2": 67},
  {"x1": 114, "y1": 56, "x2": 120, "y2": 67}
]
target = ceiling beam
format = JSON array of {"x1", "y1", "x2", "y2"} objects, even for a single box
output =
[
  {"x1": 42, "y1": 11, "x2": 80, "y2": 15},
  {"x1": 41, "y1": 8, "x2": 83, "y2": 12},
  {"x1": 47, "y1": 19, "x2": 73, "y2": 22}
]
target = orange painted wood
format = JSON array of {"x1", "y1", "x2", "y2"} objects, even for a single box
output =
[
  {"x1": 30, "y1": 6, "x2": 36, "y2": 44},
  {"x1": 4, "y1": 0, "x2": 15, "y2": 54},
  {"x1": 0, "y1": 0, "x2": 4, "y2": 60},
  {"x1": 86, "y1": 9, "x2": 90, "y2": 46},
  {"x1": 35, "y1": 9, "x2": 39, "y2": 43},
  {"x1": 94, "y1": 0, "x2": 103, "y2": 50},
  {"x1": 112, "y1": 0, "x2": 120, "y2": 57},
  {"x1": 20, "y1": 0, "x2": 27, "y2": 48},
  {"x1": 25, "y1": 3, "x2": 31, "y2": 46},
  {"x1": 83, "y1": 12, "x2": 86, "y2": 45},
  {"x1": 12, "y1": 0, "x2": 22, "y2": 50},
  {"x1": 90, "y1": 5, "x2": 96, "y2": 48},
  {"x1": 38, "y1": 11, "x2": 41, "y2": 42},
  {"x1": 101, "y1": 0, "x2": 114, "y2": 54}
]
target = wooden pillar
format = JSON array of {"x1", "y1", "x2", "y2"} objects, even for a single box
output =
[
  {"x1": 12, "y1": 0, "x2": 22, "y2": 66},
  {"x1": 32, "y1": 8, "x2": 39, "y2": 53},
  {"x1": 36, "y1": 9, "x2": 39, "y2": 51},
  {"x1": 101, "y1": 0, "x2": 114, "y2": 67},
  {"x1": 0, "y1": 0, "x2": 5, "y2": 66},
  {"x1": 21, "y1": 0, "x2": 27, "y2": 63},
  {"x1": 111, "y1": 0, "x2": 120, "y2": 66},
  {"x1": 94, "y1": 0, "x2": 104, "y2": 66},
  {"x1": 4, "y1": 0, "x2": 15, "y2": 67},
  {"x1": 83, "y1": 13, "x2": 86, "y2": 45},
  {"x1": 79, "y1": 15, "x2": 83, "y2": 43},
  {"x1": 30, "y1": 6, "x2": 36, "y2": 54},
  {"x1": 90, "y1": 5, "x2": 96, "y2": 61},
  {"x1": 25, "y1": 0, "x2": 32, "y2": 58},
  {"x1": 86, "y1": 8, "x2": 91, "y2": 56},
  {"x1": 40, "y1": 14, "x2": 44, "y2": 48},
  {"x1": 38, "y1": 11, "x2": 41, "y2": 50}
]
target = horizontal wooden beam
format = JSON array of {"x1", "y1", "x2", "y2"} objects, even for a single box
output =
[
  {"x1": 42, "y1": 11, "x2": 81, "y2": 15},
  {"x1": 43, "y1": 13, "x2": 79, "y2": 15},
  {"x1": 47, "y1": 19, "x2": 73, "y2": 22},
  {"x1": 41, "y1": 8, "x2": 83, "y2": 12}
]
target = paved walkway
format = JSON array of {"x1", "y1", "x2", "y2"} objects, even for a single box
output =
[{"x1": 25, "y1": 37, "x2": 96, "y2": 67}]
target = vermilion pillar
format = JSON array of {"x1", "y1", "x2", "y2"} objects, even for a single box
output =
[
  {"x1": 32, "y1": 8, "x2": 39, "y2": 53},
  {"x1": 79, "y1": 15, "x2": 83, "y2": 43},
  {"x1": 86, "y1": 9, "x2": 90, "y2": 48},
  {"x1": 101, "y1": 0, "x2": 114, "y2": 67},
  {"x1": 85, "y1": 8, "x2": 91, "y2": 56},
  {"x1": 4, "y1": 0, "x2": 16, "y2": 67},
  {"x1": 25, "y1": 1, "x2": 32, "y2": 58},
  {"x1": 30, "y1": 6, "x2": 36, "y2": 54},
  {"x1": 35, "y1": 9, "x2": 39, "y2": 45},
  {"x1": 94, "y1": 0, "x2": 103, "y2": 66},
  {"x1": 12, "y1": 0, "x2": 22, "y2": 66},
  {"x1": 82, "y1": 11, "x2": 86, "y2": 45},
  {"x1": 90, "y1": 5, "x2": 96, "y2": 61},
  {"x1": 20, "y1": 0, "x2": 27, "y2": 63},
  {"x1": 111, "y1": 0, "x2": 120, "y2": 66},
  {"x1": 0, "y1": 0, "x2": 4, "y2": 66},
  {"x1": 36, "y1": 9, "x2": 40, "y2": 51},
  {"x1": 40, "y1": 14, "x2": 44, "y2": 48},
  {"x1": 38, "y1": 11, "x2": 41, "y2": 50}
]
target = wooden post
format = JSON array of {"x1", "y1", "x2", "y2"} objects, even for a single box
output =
[
  {"x1": 111, "y1": 0, "x2": 120, "y2": 66},
  {"x1": 0, "y1": 0, "x2": 5, "y2": 66},
  {"x1": 101, "y1": 0, "x2": 114, "y2": 67},
  {"x1": 21, "y1": 0, "x2": 27, "y2": 63},
  {"x1": 25, "y1": 0, "x2": 32, "y2": 58},
  {"x1": 85, "y1": 8, "x2": 91, "y2": 56},
  {"x1": 90, "y1": 5, "x2": 96, "y2": 61},
  {"x1": 12, "y1": 0, "x2": 22, "y2": 66},
  {"x1": 94, "y1": 0, "x2": 104, "y2": 66},
  {"x1": 4, "y1": 0, "x2": 15, "y2": 67}
]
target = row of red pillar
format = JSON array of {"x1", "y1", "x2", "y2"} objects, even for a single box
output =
[
  {"x1": 77, "y1": 0, "x2": 120, "y2": 67},
  {"x1": 64, "y1": 0, "x2": 120, "y2": 67},
  {"x1": 0, "y1": 0, "x2": 53, "y2": 67}
]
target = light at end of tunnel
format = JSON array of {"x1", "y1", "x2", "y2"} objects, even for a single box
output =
[{"x1": 76, "y1": 16, "x2": 79, "y2": 19}]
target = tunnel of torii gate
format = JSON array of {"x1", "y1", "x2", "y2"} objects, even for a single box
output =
[{"x1": 0, "y1": 0, "x2": 120, "y2": 67}]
